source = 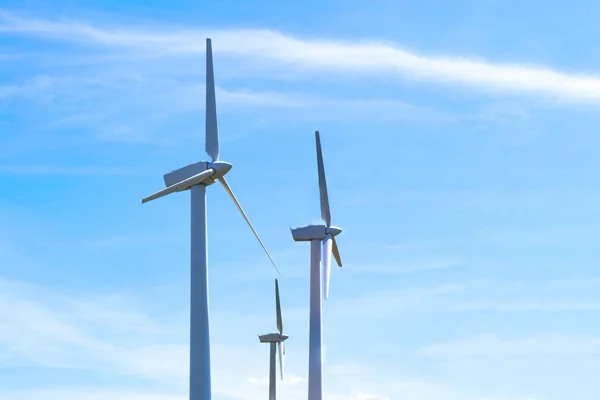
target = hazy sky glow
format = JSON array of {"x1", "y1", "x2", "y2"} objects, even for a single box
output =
[{"x1": 2, "y1": 1, "x2": 600, "y2": 399}]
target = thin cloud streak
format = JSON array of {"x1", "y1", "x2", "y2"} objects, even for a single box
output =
[
  {"x1": 0, "y1": 74, "x2": 419, "y2": 111},
  {"x1": 418, "y1": 334, "x2": 600, "y2": 358},
  {"x1": 0, "y1": 165, "x2": 141, "y2": 176},
  {"x1": 0, "y1": 390, "x2": 187, "y2": 400},
  {"x1": 347, "y1": 259, "x2": 463, "y2": 276},
  {"x1": 0, "y1": 276, "x2": 450, "y2": 400},
  {"x1": 2, "y1": 11, "x2": 600, "y2": 103},
  {"x1": 0, "y1": 72, "x2": 445, "y2": 146},
  {"x1": 328, "y1": 278, "x2": 600, "y2": 320}
]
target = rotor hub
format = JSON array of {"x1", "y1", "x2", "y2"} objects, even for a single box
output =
[
  {"x1": 204, "y1": 161, "x2": 232, "y2": 185},
  {"x1": 326, "y1": 226, "x2": 342, "y2": 237}
]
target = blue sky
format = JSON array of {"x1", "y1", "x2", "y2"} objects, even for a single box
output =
[{"x1": 2, "y1": 1, "x2": 600, "y2": 399}]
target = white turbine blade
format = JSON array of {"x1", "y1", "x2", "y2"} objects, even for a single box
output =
[
  {"x1": 275, "y1": 279, "x2": 283, "y2": 335},
  {"x1": 315, "y1": 131, "x2": 331, "y2": 226},
  {"x1": 322, "y1": 234, "x2": 332, "y2": 299},
  {"x1": 332, "y1": 236, "x2": 342, "y2": 267},
  {"x1": 142, "y1": 169, "x2": 215, "y2": 204},
  {"x1": 278, "y1": 341, "x2": 285, "y2": 381},
  {"x1": 217, "y1": 176, "x2": 281, "y2": 275},
  {"x1": 205, "y1": 38, "x2": 220, "y2": 162}
]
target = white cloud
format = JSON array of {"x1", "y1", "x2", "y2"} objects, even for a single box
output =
[
  {"x1": 2, "y1": 11, "x2": 600, "y2": 104},
  {"x1": 327, "y1": 278, "x2": 600, "y2": 321},
  {"x1": 0, "y1": 277, "x2": 364, "y2": 399},
  {"x1": 0, "y1": 76, "x2": 53, "y2": 100},
  {"x1": 355, "y1": 393, "x2": 390, "y2": 400},
  {"x1": 0, "y1": 71, "x2": 444, "y2": 147},
  {"x1": 0, "y1": 278, "x2": 183, "y2": 377},
  {"x1": 347, "y1": 258, "x2": 463, "y2": 276},
  {"x1": 0, "y1": 275, "x2": 552, "y2": 400},
  {"x1": 0, "y1": 389, "x2": 187, "y2": 400},
  {"x1": 248, "y1": 373, "x2": 305, "y2": 387},
  {"x1": 418, "y1": 334, "x2": 600, "y2": 359},
  {"x1": 0, "y1": 165, "x2": 141, "y2": 176},
  {"x1": 0, "y1": 74, "x2": 426, "y2": 114},
  {"x1": 446, "y1": 299, "x2": 600, "y2": 312}
]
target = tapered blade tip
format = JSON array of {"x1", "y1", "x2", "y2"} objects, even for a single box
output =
[
  {"x1": 218, "y1": 177, "x2": 279, "y2": 273},
  {"x1": 315, "y1": 130, "x2": 331, "y2": 227}
]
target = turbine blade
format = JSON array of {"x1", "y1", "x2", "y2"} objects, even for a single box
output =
[
  {"x1": 278, "y1": 341, "x2": 285, "y2": 381},
  {"x1": 276, "y1": 279, "x2": 283, "y2": 335},
  {"x1": 315, "y1": 131, "x2": 331, "y2": 226},
  {"x1": 218, "y1": 176, "x2": 281, "y2": 275},
  {"x1": 332, "y1": 236, "x2": 342, "y2": 267},
  {"x1": 142, "y1": 169, "x2": 215, "y2": 203},
  {"x1": 205, "y1": 38, "x2": 220, "y2": 162},
  {"x1": 322, "y1": 234, "x2": 332, "y2": 299}
]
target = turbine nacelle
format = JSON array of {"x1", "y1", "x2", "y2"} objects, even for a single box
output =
[
  {"x1": 258, "y1": 333, "x2": 289, "y2": 343},
  {"x1": 163, "y1": 161, "x2": 209, "y2": 188},
  {"x1": 290, "y1": 224, "x2": 342, "y2": 242},
  {"x1": 163, "y1": 160, "x2": 232, "y2": 189}
]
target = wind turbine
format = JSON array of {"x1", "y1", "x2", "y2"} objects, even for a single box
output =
[
  {"x1": 258, "y1": 278, "x2": 289, "y2": 400},
  {"x1": 142, "y1": 38, "x2": 280, "y2": 400},
  {"x1": 290, "y1": 131, "x2": 343, "y2": 400}
]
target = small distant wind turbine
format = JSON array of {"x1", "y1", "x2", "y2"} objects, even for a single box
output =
[
  {"x1": 258, "y1": 278, "x2": 289, "y2": 400},
  {"x1": 290, "y1": 131, "x2": 343, "y2": 400},
  {"x1": 142, "y1": 38, "x2": 280, "y2": 400}
]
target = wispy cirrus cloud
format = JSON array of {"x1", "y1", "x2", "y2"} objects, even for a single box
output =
[
  {"x1": 0, "y1": 70, "x2": 446, "y2": 148},
  {"x1": 0, "y1": 165, "x2": 141, "y2": 176},
  {"x1": 347, "y1": 258, "x2": 464, "y2": 276},
  {"x1": 0, "y1": 274, "x2": 552, "y2": 400},
  {"x1": 0, "y1": 389, "x2": 186, "y2": 400},
  {"x1": 1, "y1": 11, "x2": 600, "y2": 104},
  {"x1": 0, "y1": 76, "x2": 53, "y2": 100},
  {"x1": 0, "y1": 277, "x2": 310, "y2": 398},
  {"x1": 418, "y1": 334, "x2": 600, "y2": 358},
  {"x1": 0, "y1": 74, "x2": 434, "y2": 116},
  {"x1": 328, "y1": 278, "x2": 600, "y2": 320}
]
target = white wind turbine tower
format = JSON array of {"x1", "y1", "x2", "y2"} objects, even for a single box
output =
[
  {"x1": 291, "y1": 131, "x2": 343, "y2": 400},
  {"x1": 142, "y1": 38, "x2": 280, "y2": 400},
  {"x1": 258, "y1": 278, "x2": 289, "y2": 400}
]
